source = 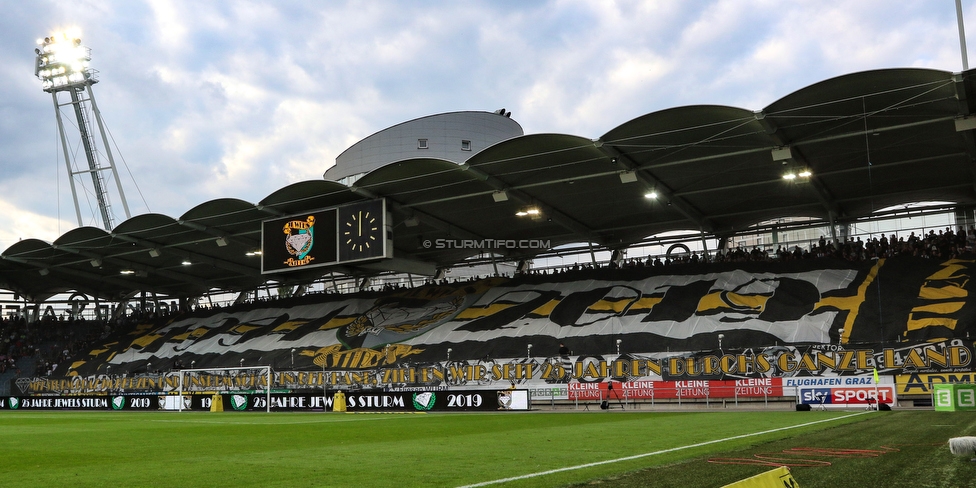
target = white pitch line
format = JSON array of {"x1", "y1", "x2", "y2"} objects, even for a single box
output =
[{"x1": 457, "y1": 411, "x2": 873, "y2": 488}]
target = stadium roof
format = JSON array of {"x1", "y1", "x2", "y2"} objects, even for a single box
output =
[{"x1": 3, "y1": 67, "x2": 976, "y2": 301}]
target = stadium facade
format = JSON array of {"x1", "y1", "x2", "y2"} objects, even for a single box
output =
[{"x1": 324, "y1": 110, "x2": 523, "y2": 185}]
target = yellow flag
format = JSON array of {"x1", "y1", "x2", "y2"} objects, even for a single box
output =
[
  {"x1": 873, "y1": 368, "x2": 880, "y2": 384},
  {"x1": 721, "y1": 466, "x2": 799, "y2": 488}
]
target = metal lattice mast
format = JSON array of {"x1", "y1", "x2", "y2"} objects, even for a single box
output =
[{"x1": 35, "y1": 30, "x2": 130, "y2": 231}]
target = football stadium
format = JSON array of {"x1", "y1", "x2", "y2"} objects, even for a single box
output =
[{"x1": 4, "y1": 16, "x2": 976, "y2": 488}]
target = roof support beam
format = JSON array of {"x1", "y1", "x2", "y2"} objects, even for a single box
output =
[
  {"x1": 636, "y1": 115, "x2": 958, "y2": 172},
  {"x1": 754, "y1": 111, "x2": 843, "y2": 219},
  {"x1": 951, "y1": 72, "x2": 976, "y2": 195},
  {"x1": 594, "y1": 142, "x2": 714, "y2": 234},
  {"x1": 176, "y1": 219, "x2": 260, "y2": 249},
  {"x1": 52, "y1": 243, "x2": 217, "y2": 293},
  {"x1": 457, "y1": 164, "x2": 606, "y2": 246},
  {"x1": 109, "y1": 233, "x2": 261, "y2": 278},
  {"x1": 348, "y1": 186, "x2": 513, "y2": 260},
  {"x1": 0, "y1": 253, "x2": 141, "y2": 299}
]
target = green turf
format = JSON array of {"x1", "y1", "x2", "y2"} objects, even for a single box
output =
[
  {"x1": 567, "y1": 410, "x2": 976, "y2": 488},
  {"x1": 0, "y1": 409, "x2": 970, "y2": 487}
]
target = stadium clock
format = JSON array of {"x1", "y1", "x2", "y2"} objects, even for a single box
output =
[{"x1": 338, "y1": 199, "x2": 388, "y2": 262}]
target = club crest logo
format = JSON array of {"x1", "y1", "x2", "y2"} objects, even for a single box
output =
[
  {"x1": 412, "y1": 392, "x2": 436, "y2": 411},
  {"x1": 112, "y1": 396, "x2": 125, "y2": 410},
  {"x1": 8, "y1": 397, "x2": 19, "y2": 410},
  {"x1": 231, "y1": 395, "x2": 248, "y2": 411},
  {"x1": 283, "y1": 216, "x2": 315, "y2": 267},
  {"x1": 497, "y1": 391, "x2": 513, "y2": 410}
]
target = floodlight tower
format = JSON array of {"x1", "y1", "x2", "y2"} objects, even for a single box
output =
[{"x1": 35, "y1": 29, "x2": 130, "y2": 231}]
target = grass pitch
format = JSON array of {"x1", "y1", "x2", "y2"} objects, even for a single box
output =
[{"x1": 0, "y1": 409, "x2": 972, "y2": 487}]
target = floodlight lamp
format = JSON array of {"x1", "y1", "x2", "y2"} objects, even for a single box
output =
[
  {"x1": 619, "y1": 171, "x2": 638, "y2": 184},
  {"x1": 35, "y1": 29, "x2": 94, "y2": 92},
  {"x1": 526, "y1": 208, "x2": 540, "y2": 215},
  {"x1": 644, "y1": 191, "x2": 658, "y2": 199},
  {"x1": 515, "y1": 210, "x2": 528, "y2": 217},
  {"x1": 798, "y1": 170, "x2": 812, "y2": 178},
  {"x1": 181, "y1": 259, "x2": 192, "y2": 266},
  {"x1": 120, "y1": 269, "x2": 135, "y2": 275},
  {"x1": 771, "y1": 146, "x2": 793, "y2": 161},
  {"x1": 782, "y1": 173, "x2": 797, "y2": 180}
]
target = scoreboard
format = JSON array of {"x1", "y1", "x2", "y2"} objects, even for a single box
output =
[{"x1": 261, "y1": 199, "x2": 392, "y2": 274}]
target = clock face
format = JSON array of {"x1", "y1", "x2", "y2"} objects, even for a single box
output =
[
  {"x1": 344, "y1": 210, "x2": 378, "y2": 252},
  {"x1": 338, "y1": 200, "x2": 386, "y2": 262}
]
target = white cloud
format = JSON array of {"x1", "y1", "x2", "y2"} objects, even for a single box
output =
[
  {"x1": 0, "y1": 198, "x2": 73, "y2": 249},
  {"x1": 0, "y1": 0, "x2": 973, "y2": 247}
]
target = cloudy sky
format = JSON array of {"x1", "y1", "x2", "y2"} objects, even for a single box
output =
[{"x1": 0, "y1": 0, "x2": 971, "y2": 250}]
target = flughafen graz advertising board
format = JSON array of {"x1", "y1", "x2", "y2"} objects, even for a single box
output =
[
  {"x1": 15, "y1": 255, "x2": 976, "y2": 401},
  {"x1": 261, "y1": 198, "x2": 390, "y2": 273}
]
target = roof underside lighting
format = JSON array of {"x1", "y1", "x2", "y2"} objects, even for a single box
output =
[{"x1": 783, "y1": 169, "x2": 813, "y2": 180}]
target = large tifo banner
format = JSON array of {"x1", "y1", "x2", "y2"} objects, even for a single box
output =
[{"x1": 26, "y1": 256, "x2": 976, "y2": 395}]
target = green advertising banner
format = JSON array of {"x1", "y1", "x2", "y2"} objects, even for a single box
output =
[{"x1": 933, "y1": 384, "x2": 976, "y2": 411}]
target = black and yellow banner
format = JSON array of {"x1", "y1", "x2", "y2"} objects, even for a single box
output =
[{"x1": 36, "y1": 255, "x2": 976, "y2": 394}]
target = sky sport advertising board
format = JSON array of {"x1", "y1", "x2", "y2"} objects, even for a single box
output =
[{"x1": 797, "y1": 385, "x2": 896, "y2": 406}]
